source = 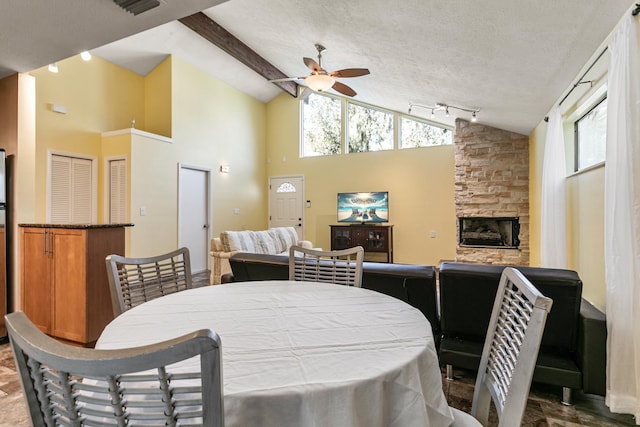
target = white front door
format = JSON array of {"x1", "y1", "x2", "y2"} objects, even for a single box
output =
[
  {"x1": 178, "y1": 165, "x2": 210, "y2": 273},
  {"x1": 269, "y1": 176, "x2": 304, "y2": 240}
]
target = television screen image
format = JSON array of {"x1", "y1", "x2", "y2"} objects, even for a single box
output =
[{"x1": 337, "y1": 192, "x2": 389, "y2": 223}]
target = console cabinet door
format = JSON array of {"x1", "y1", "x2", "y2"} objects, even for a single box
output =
[
  {"x1": 21, "y1": 228, "x2": 52, "y2": 334},
  {"x1": 51, "y1": 229, "x2": 87, "y2": 343}
]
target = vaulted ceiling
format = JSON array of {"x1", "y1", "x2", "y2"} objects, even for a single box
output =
[{"x1": 2, "y1": 0, "x2": 635, "y2": 135}]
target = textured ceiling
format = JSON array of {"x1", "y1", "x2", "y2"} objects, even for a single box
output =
[
  {"x1": 3, "y1": 0, "x2": 636, "y2": 135},
  {"x1": 0, "y1": 0, "x2": 227, "y2": 77}
]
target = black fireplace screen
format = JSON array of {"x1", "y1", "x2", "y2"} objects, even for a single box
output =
[{"x1": 458, "y1": 217, "x2": 520, "y2": 248}]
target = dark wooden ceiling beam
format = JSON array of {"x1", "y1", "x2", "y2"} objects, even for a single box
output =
[{"x1": 179, "y1": 12, "x2": 298, "y2": 98}]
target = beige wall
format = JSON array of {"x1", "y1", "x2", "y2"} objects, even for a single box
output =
[
  {"x1": 171, "y1": 57, "x2": 268, "y2": 239},
  {"x1": 144, "y1": 57, "x2": 172, "y2": 138},
  {"x1": 23, "y1": 54, "x2": 268, "y2": 261},
  {"x1": 265, "y1": 93, "x2": 457, "y2": 266},
  {"x1": 30, "y1": 55, "x2": 146, "y2": 223}
]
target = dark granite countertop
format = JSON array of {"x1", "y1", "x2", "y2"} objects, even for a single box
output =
[{"x1": 19, "y1": 223, "x2": 134, "y2": 229}]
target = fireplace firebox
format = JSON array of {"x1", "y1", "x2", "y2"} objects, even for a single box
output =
[{"x1": 458, "y1": 217, "x2": 520, "y2": 248}]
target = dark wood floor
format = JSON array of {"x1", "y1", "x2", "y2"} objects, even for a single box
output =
[{"x1": 1, "y1": 271, "x2": 636, "y2": 426}]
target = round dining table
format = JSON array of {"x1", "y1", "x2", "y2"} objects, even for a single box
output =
[{"x1": 96, "y1": 280, "x2": 454, "y2": 427}]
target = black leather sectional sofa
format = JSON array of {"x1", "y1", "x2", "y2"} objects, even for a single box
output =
[
  {"x1": 225, "y1": 253, "x2": 606, "y2": 403},
  {"x1": 438, "y1": 262, "x2": 605, "y2": 405}
]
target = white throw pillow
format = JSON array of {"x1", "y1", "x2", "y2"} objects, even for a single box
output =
[
  {"x1": 220, "y1": 230, "x2": 258, "y2": 252},
  {"x1": 270, "y1": 227, "x2": 299, "y2": 252},
  {"x1": 254, "y1": 230, "x2": 278, "y2": 254}
]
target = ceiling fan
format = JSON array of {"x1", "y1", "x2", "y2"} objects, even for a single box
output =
[{"x1": 270, "y1": 44, "x2": 370, "y2": 97}]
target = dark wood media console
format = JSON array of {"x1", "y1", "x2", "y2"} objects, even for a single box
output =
[{"x1": 330, "y1": 224, "x2": 393, "y2": 263}]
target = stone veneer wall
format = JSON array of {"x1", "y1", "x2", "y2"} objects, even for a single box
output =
[{"x1": 454, "y1": 119, "x2": 530, "y2": 265}]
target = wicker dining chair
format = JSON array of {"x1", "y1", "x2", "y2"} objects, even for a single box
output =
[
  {"x1": 450, "y1": 267, "x2": 553, "y2": 427},
  {"x1": 6, "y1": 311, "x2": 224, "y2": 427},
  {"x1": 289, "y1": 245, "x2": 364, "y2": 287},
  {"x1": 106, "y1": 247, "x2": 194, "y2": 316}
]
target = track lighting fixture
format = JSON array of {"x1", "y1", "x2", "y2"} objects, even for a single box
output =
[
  {"x1": 48, "y1": 63, "x2": 58, "y2": 73},
  {"x1": 408, "y1": 102, "x2": 480, "y2": 122},
  {"x1": 80, "y1": 51, "x2": 92, "y2": 61}
]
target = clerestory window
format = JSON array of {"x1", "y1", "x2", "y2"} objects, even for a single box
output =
[
  {"x1": 301, "y1": 92, "x2": 452, "y2": 158},
  {"x1": 574, "y1": 97, "x2": 607, "y2": 171}
]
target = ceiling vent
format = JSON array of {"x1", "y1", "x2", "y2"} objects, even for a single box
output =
[{"x1": 113, "y1": 0, "x2": 160, "y2": 15}]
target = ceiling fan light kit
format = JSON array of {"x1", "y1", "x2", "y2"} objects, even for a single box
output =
[
  {"x1": 306, "y1": 74, "x2": 336, "y2": 92},
  {"x1": 269, "y1": 43, "x2": 370, "y2": 97}
]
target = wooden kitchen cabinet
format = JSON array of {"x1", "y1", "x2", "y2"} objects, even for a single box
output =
[{"x1": 20, "y1": 224, "x2": 128, "y2": 345}]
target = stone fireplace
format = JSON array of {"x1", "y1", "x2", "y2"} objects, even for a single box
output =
[{"x1": 454, "y1": 119, "x2": 529, "y2": 265}]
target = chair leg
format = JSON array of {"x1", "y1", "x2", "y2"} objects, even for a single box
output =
[
  {"x1": 562, "y1": 387, "x2": 572, "y2": 406},
  {"x1": 446, "y1": 364, "x2": 454, "y2": 381}
]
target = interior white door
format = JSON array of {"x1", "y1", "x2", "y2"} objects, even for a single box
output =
[
  {"x1": 269, "y1": 176, "x2": 304, "y2": 240},
  {"x1": 178, "y1": 166, "x2": 209, "y2": 273}
]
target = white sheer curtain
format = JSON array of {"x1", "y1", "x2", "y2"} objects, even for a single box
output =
[
  {"x1": 604, "y1": 15, "x2": 640, "y2": 422},
  {"x1": 540, "y1": 107, "x2": 567, "y2": 268}
]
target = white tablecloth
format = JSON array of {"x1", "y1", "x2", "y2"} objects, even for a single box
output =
[{"x1": 96, "y1": 280, "x2": 454, "y2": 427}]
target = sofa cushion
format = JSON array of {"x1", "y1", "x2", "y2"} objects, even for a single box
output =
[
  {"x1": 254, "y1": 230, "x2": 278, "y2": 254},
  {"x1": 220, "y1": 230, "x2": 258, "y2": 252},
  {"x1": 439, "y1": 262, "x2": 583, "y2": 352},
  {"x1": 270, "y1": 227, "x2": 299, "y2": 253},
  {"x1": 438, "y1": 262, "x2": 584, "y2": 390}
]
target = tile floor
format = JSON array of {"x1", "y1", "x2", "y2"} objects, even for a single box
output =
[
  {"x1": 0, "y1": 271, "x2": 636, "y2": 426},
  {"x1": 442, "y1": 367, "x2": 636, "y2": 426}
]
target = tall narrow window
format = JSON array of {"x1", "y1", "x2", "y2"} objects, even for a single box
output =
[
  {"x1": 50, "y1": 154, "x2": 94, "y2": 223},
  {"x1": 347, "y1": 103, "x2": 393, "y2": 153},
  {"x1": 575, "y1": 97, "x2": 607, "y2": 171},
  {"x1": 109, "y1": 159, "x2": 127, "y2": 223},
  {"x1": 302, "y1": 93, "x2": 341, "y2": 157},
  {"x1": 400, "y1": 117, "x2": 452, "y2": 148}
]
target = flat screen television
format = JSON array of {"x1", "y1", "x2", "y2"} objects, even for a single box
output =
[{"x1": 337, "y1": 192, "x2": 389, "y2": 223}]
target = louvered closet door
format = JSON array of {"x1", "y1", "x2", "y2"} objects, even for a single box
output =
[
  {"x1": 109, "y1": 159, "x2": 127, "y2": 224},
  {"x1": 50, "y1": 155, "x2": 93, "y2": 224}
]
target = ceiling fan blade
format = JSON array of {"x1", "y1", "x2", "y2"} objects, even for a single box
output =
[
  {"x1": 269, "y1": 77, "x2": 303, "y2": 83},
  {"x1": 330, "y1": 68, "x2": 370, "y2": 78},
  {"x1": 299, "y1": 87, "x2": 314, "y2": 102},
  {"x1": 332, "y1": 81, "x2": 357, "y2": 97},
  {"x1": 303, "y1": 57, "x2": 322, "y2": 73}
]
